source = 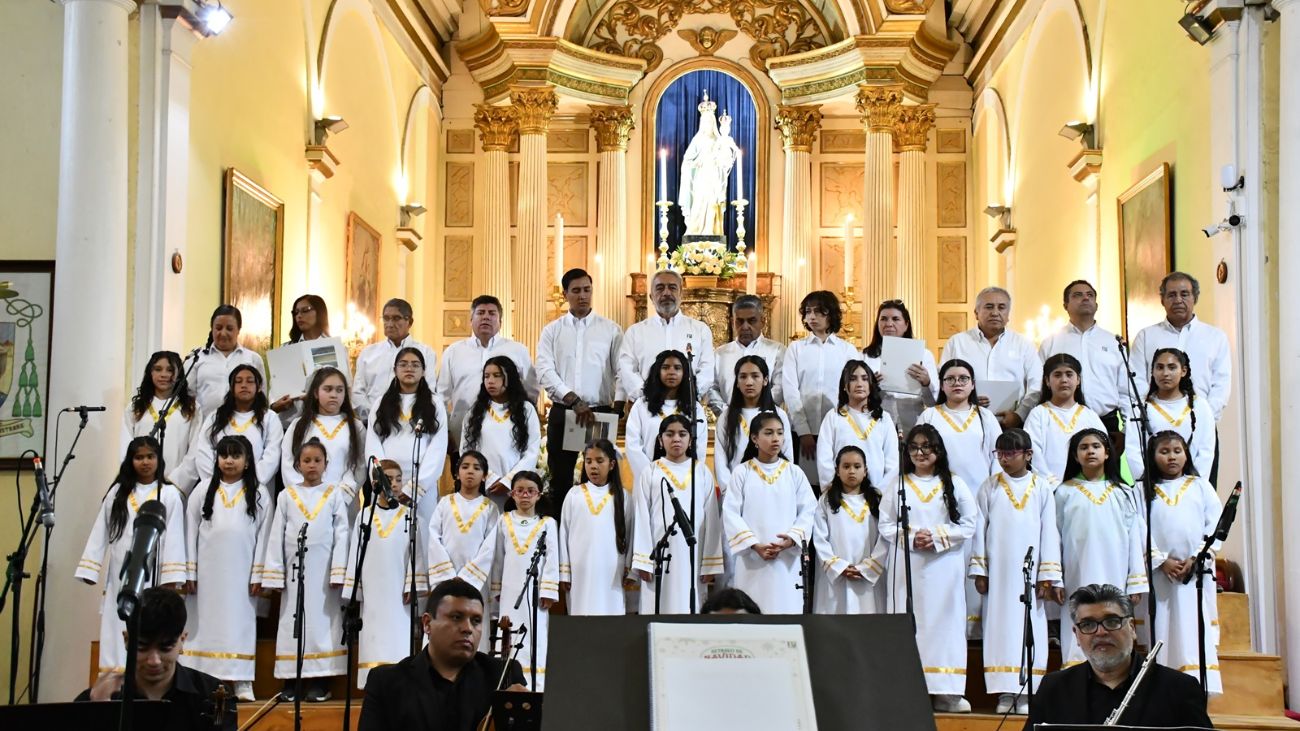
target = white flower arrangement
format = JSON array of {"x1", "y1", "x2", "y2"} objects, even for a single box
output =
[{"x1": 669, "y1": 241, "x2": 741, "y2": 278}]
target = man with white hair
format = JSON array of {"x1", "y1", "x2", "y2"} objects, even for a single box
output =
[
  {"x1": 617, "y1": 269, "x2": 715, "y2": 402},
  {"x1": 940, "y1": 286, "x2": 1042, "y2": 428},
  {"x1": 707, "y1": 295, "x2": 784, "y2": 415},
  {"x1": 1130, "y1": 272, "x2": 1230, "y2": 421}
]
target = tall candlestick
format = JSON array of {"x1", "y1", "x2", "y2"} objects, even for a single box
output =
[
  {"x1": 659, "y1": 148, "x2": 667, "y2": 202},
  {"x1": 843, "y1": 213, "x2": 855, "y2": 289},
  {"x1": 735, "y1": 149, "x2": 743, "y2": 201}
]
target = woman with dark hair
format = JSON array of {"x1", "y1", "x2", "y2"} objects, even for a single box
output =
[
  {"x1": 281, "y1": 366, "x2": 366, "y2": 502},
  {"x1": 1124, "y1": 347, "x2": 1215, "y2": 480},
  {"x1": 365, "y1": 347, "x2": 449, "y2": 523},
  {"x1": 193, "y1": 304, "x2": 267, "y2": 414},
  {"x1": 624, "y1": 349, "x2": 708, "y2": 480},
  {"x1": 271, "y1": 294, "x2": 331, "y2": 416},
  {"x1": 861, "y1": 299, "x2": 938, "y2": 430},
  {"x1": 182, "y1": 364, "x2": 282, "y2": 492},
  {"x1": 461, "y1": 356, "x2": 541, "y2": 511},
  {"x1": 781, "y1": 291, "x2": 859, "y2": 484},
  {"x1": 122, "y1": 350, "x2": 199, "y2": 486}
]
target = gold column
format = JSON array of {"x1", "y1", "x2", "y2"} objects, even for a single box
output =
[
  {"x1": 510, "y1": 85, "x2": 558, "y2": 353},
  {"x1": 856, "y1": 84, "x2": 904, "y2": 324},
  {"x1": 473, "y1": 104, "x2": 518, "y2": 336},
  {"x1": 775, "y1": 105, "x2": 822, "y2": 340},
  {"x1": 894, "y1": 104, "x2": 936, "y2": 328},
  {"x1": 589, "y1": 105, "x2": 635, "y2": 326}
]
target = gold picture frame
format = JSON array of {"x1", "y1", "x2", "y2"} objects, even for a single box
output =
[
  {"x1": 222, "y1": 169, "x2": 284, "y2": 354},
  {"x1": 1117, "y1": 163, "x2": 1172, "y2": 339}
]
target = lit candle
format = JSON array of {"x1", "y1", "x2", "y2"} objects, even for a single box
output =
[
  {"x1": 554, "y1": 213, "x2": 565, "y2": 283},
  {"x1": 659, "y1": 149, "x2": 667, "y2": 202},
  {"x1": 843, "y1": 214, "x2": 855, "y2": 289},
  {"x1": 735, "y1": 149, "x2": 743, "y2": 201}
]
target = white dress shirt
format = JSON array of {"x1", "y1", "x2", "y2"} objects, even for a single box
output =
[
  {"x1": 1038, "y1": 322, "x2": 1129, "y2": 416},
  {"x1": 940, "y1": 328, "x2": 1043, "y2": 419},
  {"x1": 1130, "y1": 316, "x2": 1231, "y2": 420},
  {"x1": 617, "y1": 312, "x2": 716, "y2": 402},
  {"x1": 436, "y1": 334, "x2": 537, "y2": 445},
  {"x1": 536, "y1": 312, "x2": 623, "y2": 406},
  {"x1": 707, "y1": 336, "x2": 786, "y2": 414},
  {"x1": 351, "y1": 336, "x2": 437, "y2": 420},
  {"x1": 780, "y1": 333, "x2": 860, "y2": 435},
  {"x1": 192, "y1": 346, "x2": 266, "y2": 415}
]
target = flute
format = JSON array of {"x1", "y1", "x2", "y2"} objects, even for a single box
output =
[{"x1": 1103, "y1": 640, "x2": 1164, "y2": 726}]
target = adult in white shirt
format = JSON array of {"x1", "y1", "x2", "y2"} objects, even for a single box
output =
[
  {"x1": 1130, "y1": 272, "x2": 1231, "y2": 421},
  {"x1": 861, "y1": 299, "x2": 938, "y2": 432},
  {"x1": 191, "y1": 304, "x2": 267, "y2": 415},
  {"x1": 437, "y1": 294, "x2": 538, "y2": 450},
  {"x1": 617, "y1": 269, "x2": 716, "y2": 402},
  {"x1": 536, "y1": 268, "x2": 623, "y2": 505},
  {"x1": 351, "y1": 298, "x2": 437, "y2": 421},
  {"x1": 707, "y1": 294, "x2": 785, "y2": 415},
  {"x1": 781, "y1": 290, "x2": 860, "y2": 483},
  {"x1": 269, "y1": 294, "x2": 331, "y2": 421},
  {"x1": 940, "y1": 286, "x2": 1042, "y2": 428},
  {"x1": 1037, "y1": 280, "x2": 1129, "y2": 435}
]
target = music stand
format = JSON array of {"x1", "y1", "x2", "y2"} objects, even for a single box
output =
[{"x1": 491, "y1": 690, "x2": 544, "y2": 730}]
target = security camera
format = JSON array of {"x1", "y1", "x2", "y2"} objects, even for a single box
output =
[
  {"x1": 1201, "y1": 223, "x2": 1226, "y2": 238},
  {"x1": 1202, "y1": 214, "x2": 1244, "y2": 237},
  {"x1": 1221, "y1": 164, "x2": 1245, "y2": 192}
]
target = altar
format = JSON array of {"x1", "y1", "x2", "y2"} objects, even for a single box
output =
[{"x1": 627, "y1": 271, "x2": 780, "y2": 347}]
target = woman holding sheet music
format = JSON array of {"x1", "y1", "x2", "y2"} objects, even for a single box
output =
[{"x1": 861, "y1": 300, "x2": 938, "y2": 432}]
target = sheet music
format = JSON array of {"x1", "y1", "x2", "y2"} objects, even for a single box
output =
[
  {"x1": 561, "y1": 409, "x2": 620, "y2": 452},
  {"x1": 977, "y1": 379, "x2": 1020, "y2": 414},
  {"x1": 879, "y1": 336, "x2": 928, "y2": 396},
  {"x1": 267, "y1": 337, "x2": 351, "y2": 402}
]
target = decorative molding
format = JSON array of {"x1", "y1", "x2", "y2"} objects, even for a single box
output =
[
  {"x1": 937, "y1": 311, "x2": 966, "y2": 339},
  {"x1": 473, "y1": 105, "x2": 518, "y2": 151},
  {"x1": 936, "y1": 128, "x2": 965, "y2": 153},
  {"x1": 509, "y1": 162, "x2": 519, "y2": 226},
  {"x1": 589, "y1": 105, "x2": 636, "y2": 152},
  {"x1": 775, "y1": 105, "x2": 823, "y2": 152},
  {"x1": 1068, "y1": 148, "x2": 1104, "y2": 187},
  {"x1": 445, "y1": 162, "x2": 475, "y2": 228},
  {"x1": 885, "y1": 0, "x2": 935, "y2": 12},
  {"x1": 820, "y1": 129, "x2": 866, "y2": 153},
  {"x1": 510, "y1": 86, "x2": 559, "y2": 136},
  {"x1": 444, "y1": 236, "x2": 473, "y2": 299},
  {"x1": 855, "y1": 83, "x2": 906, "y2": 133},
  {"x1": 443, "y1": 310, "x2": 470, "y2": 336},
  {"x1": 547, "y1": 162, "x2": 590, "y2": 226},
  {"x1": 447, "y1": 129, "x2": 475, "y2": 154},
  {"x1": 548, "y1": 129, "x2": 591, "y2": 153},
  {"x1": 991, "y1": 227, "x2": 1017, "y2": 253},
  {"x1": 935, "y1": 160, "x2": 966, "y2": 228},
  {"x1": 819, "y1": 163, "x2": 865, "y2": 228},
  {"x1": 936, "y1": 236, "x2": 966, "y2": 303},
  {"x1": 395, "y1": 227, "x2": 422, "y2": 251},
  {"x1": 304, "y1": 144, "x2": 339, "y2": 180},
  {"x1": 893, "y1": 103, "x2": 937, "y2": 152},
  {"x1": 677, "y1": 27, "x2": 739, "y2": 56},
  {"x1": 487, "y1": 0, "x2": 528, "y2": 17}
]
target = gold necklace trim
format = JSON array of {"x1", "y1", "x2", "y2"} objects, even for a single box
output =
[
  {"x1": 1154, "y1": 477, "x2": 1197, "y2": 507},
  {"x1": 748, "y1": 460, "x2": 790, "y2": 484},
  {"x1": 505, "y1": 514, "x2": 545, "y2": 555},
  {"x1": 147, "y1": 403, "x2": 180, "y2": 422},
  {"x1": 128, "y1": 486, "x2": 161, "y2": 513},
  {"x1": 844, "y1": 409, "x2": 879, "y2": 441},
  {"x1": 935, "y1": 406, "x2": 979, "y2": 433},
  {"x1": 313, "y1": 418, "x2": 346, "y2": 440},
  {"x1": 1148, "y1": 400, "x2": 1191, "y2": 427},
  {"x1": 451, "y1": 494, "x2": 491, "y2": 534},
  {"x1": 657, "y1": 461, "x2": 690, "y2": 491},
  {"x1": 373, "y1": 506, "x2": 407, "y2": 538},
  {"x1": 905, "y1": 475, "x2": 942, "y2": 503},
  {"x1": 487, "y1": 404, "x2": 511, "y2": 423},
  {"x1": 287, "y1": 485, "x2": 335, "y2": 521},
  {"x1": 227, "y1": 416, "x2": 255, "y2": 434},
  {"x1": 840, "y1": 495, "x2": 870, "y2": 523},
  {"x1": 582, "y1": 485, "x2": 612, "y2": 516},
  {"x1": 996, "y1": 474, "x2": 1037, "y2": 511},
  {"x1": 1047, "y1": 404, "x2": 1085, "y2": 433},
  {"x1": 1067, "y1": 480, "x2": 1116, "y2": 505},
  {"x1": 216, "y1": 486, "x2": 245, "y2": 509}
]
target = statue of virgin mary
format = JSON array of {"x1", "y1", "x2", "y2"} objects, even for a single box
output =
[{"x1": 677, "y1": 91, "x2": 737, "y2": 236}]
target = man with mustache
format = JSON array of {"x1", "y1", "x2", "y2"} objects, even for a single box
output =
[
  {"x1": 941, "y1": 286, "x2": 1043, "y2": 428},
  {"x1": 1130, "y1": 272, "x2": 1230, "y2": 423},
  {"x1": 1024, "y1": 583, "x2": 1213, "y2": 729},
  {"x1": 617, "y1": 269, "x2": 715, "y2": 402}
]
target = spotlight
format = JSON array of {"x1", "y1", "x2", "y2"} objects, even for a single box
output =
[
  {"x1": 197, "y1": 1, "x2": 232, "y2": 35},
  {"x1": 314, "y1": 116, "x2": 349, "y2": 145},
  {"x1": 1058, "y1": 121, "x2": 1096, "y2": 148},
  {"x1": 983, "y1": 205, "x2": 1012, "y2": 229},
  {"x1": 399, "y1": 203, "x2": 427, "y2": 227},
  {"x1": 1179, "y1": 11, "x2": 1214, "y2": 45}
]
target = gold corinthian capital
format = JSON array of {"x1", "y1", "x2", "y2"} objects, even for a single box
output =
[
  {"x1": 510, "y1": 86, "x2": 559, "y2": 136},
  {"x1": 774, "y1": 105, "x2": 823, "y2": 152},
  {"x1": 589, "y1": 105, "x2": 636, "y2": 152},
  {"x1": 893, "y1": 104, "x2": 938, "y2": 152},
  {"x1": 855, "y1": 83, "x2": 906, "y2": 134},
  {"x1": 473, "y1": 104, "x2": 518, "y2": 152}
]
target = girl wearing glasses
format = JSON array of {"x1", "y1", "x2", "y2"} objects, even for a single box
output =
[
  {"x1": 365, "y1": 347, "x2": 448, "y2": 525},
  {"x1": 1056, "y1": 429, "x2": 1148, "y2": 666},
  {"x1": 968, "y1": 429, "x2": 1063, "y2": 714},
  {"x1": 781, "y1": 291, "x2": 860, "y2": 485},
  {"x1": 1024, "y1": 354, "x2": 1106, "y2": 482},
  {"x1": 862, "y1": 300, "x2": 939, "y2": 431},
  {"x1": 461, "y1": 356, "x2": 541, "y2": 512},
  {"x1": 917, "y1": 359, "x2": 999, "y2": 503},
  {"x1": 878, "y1": 424, "x2": 977, "y2": 713},
  {"x1": 815, "y1": 360, "x2": 899, "y2": 494}
]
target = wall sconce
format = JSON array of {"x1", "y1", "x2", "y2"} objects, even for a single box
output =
[
  {"x1": 197, "y1": 1, "x2": 232, "y2": 35},
  {"x1": 399, "y1": 203, "x2": 427, "y2": 228},
  {"x1": 396, "y1": 203, "x2": 427, "y2": 252},
  {"x1": 1179, "y1": 11, "x2": 1214, "y2": 45},
  {"x1": 313, "y1": 116, "x2": 349, "y2": 146},
  {"x1": 1058, "y1": 121, "x2": 1096, "y2": 148},
  {"x1": 983, "y1": 205, "x2": 1012, "y2": 230}
]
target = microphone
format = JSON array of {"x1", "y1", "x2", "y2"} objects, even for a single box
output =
[
  {"x1": 61, "y1": 405, "x2": 107, "y2": 413},
  {"x1": 368, "y1": 456, "x2": 400, "y2": 508},
  {"x1": 1214, "y1": 481, "x2": 1242, "y2": 541},
  {"x1": 514, "y1": 528, "x2": 549, "y2": 610},
  {"x1": 116, "y1": 500, "x2": 168, "y2": 621},
  {"x1": 1022, "y1": 545, "x2": 1034, "y2": 571},
  {"x1": 413, "y1": 418, "x2": 425, "y2": 436},
  {"x1": 663, "y1": 478, "x2": 697, "y2": 546},
  {"x1": 33, "y1": 457, "x2": 54, "y2": 528}
]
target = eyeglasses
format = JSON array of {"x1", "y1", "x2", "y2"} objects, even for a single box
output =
[
  {"x1": 993, "y1": 449, "x2": 1027, "y2": 458},
  {"x1": 942, "y1": 375, "x2": 972, "y2": 385},
  {"x1": 907, "y1": 444, "x2": 935, "y2": 455},
  {"x1": 395, "y1": 361, "x2": 423, "y2": 370},
  {"x1": 512, "y1": 487, "x2": 540, "y2": 496},
  {"x1": 291, "y1": 306, "x2": 314, "y2": 316},
  {"x1": 382, "y1": 315, "x2": 409, "y2": 324},
  {"x1": 1075, "y1": 615, "x2": 1131, "y2": 634}
]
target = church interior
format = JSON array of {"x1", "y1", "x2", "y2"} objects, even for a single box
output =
[{"x1": 1, "y1": 0, "x2": 1298, "y2": 727}]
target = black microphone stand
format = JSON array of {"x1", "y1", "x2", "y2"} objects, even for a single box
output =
[
  {"x1": 290, "y1": 524, "x2": 309, "y2": 731},
  {"x1": 1185, "y1": 481, "x2": 1242, "y2": 700},
  {"x1": 1, "y1": 451, "x2": 38, "y2": 705},
  {"x1": 684, "y1": 345, "x2": 700, "y2": 615},
  {"x1": 511, "y1": 531, "x2": 546, "y2": 689},
  {"x1": 407, "y1": 421, "x2": 424, "y2": 657},
  {"x1": 896, "y1": 440, "x2": 915, "y2": 631},
  {"x1": 1019, "y1": 548, "x2": 1036, "y2": 718},
  {"x1": 1117, "y1": 336, "x2": 1157, "y2": 636},
  {"x1": 651, "y1": 476, "x2": 678, "y2": 615},
  {"x1": 340, "y1": 474, "x2": 383, "y2": 731},
  {"x1": 797, "y1": 540, "x2": 812, "y2": 614}
]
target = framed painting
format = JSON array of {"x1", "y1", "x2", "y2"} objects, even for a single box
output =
[
  {"x1": 346, "y1": 212, "x2": 381, "y2": 333},
  {"x1": 0, "y1": 261, "x2": 54, "y2": 466},
  {"x1": 1117, "y1": 163, "x2": 1172, "y2": 339},
  {"x1": 222, "y1": 169, "x2": 284, "y2": 355}
]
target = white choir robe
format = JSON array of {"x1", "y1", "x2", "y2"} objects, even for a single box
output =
[
  {"x1": 478, "y1": 513, "x2": 559, "y2": 689},
  {"x1": 281, "y1": 414, "x2": 365, "y2": 501},
  {"x1": 707, "y1": 337, "x2": 787, "y2": 414},
  {"x1": 630, "y1": 458, "x2": 724, "y2": 614},
  {"x1": 940, "y1": 328, "x2": 1044, "y2": 419},
  {"x1": 814, "y1": 408, "x2": 900, "y2": 494},
  {"x1": 184, "y1": 410, "x2": 284, "y2": 491},
  {"x1": 76, "y1": 482, "x2": 188, "y2": 672},
  {"x1": 811, "y1": 491, "x2": 886, "y2": 614},
  {"x1": 364, "y1": 393, "x2": 450, "y2": 528},
  {"x1": 713, "y1": 406, "x2": 795, "y2": 492},
  {"x1": 192, "y1": 346, "x2": 267, "y2": 415},
  {"x1": 916, "y1": 405, "x2": 1000, "y2": 493},
  {"x1": 558, "y1": 482, "x2": 632, "y2": 615},
  {"x1": 262, "y1": 483, "x2": 352, "y2": 678},
  {"x1": 460, "y1": 402, "x2": 541, "y2": 512},
  {"x1": 878, "y1": 474, "x2": 978, "y2": 694},
  {"x1": 1124, "y1": 396, "x2": 1216, "y2": 480},
  {"x1": 1023, "y1": 402, "x2": 1105, "y2": 482},
  {"x1": 623, "y1": 397, "x2": 709, "y2": 482},
  {"x1": 1055, "y1": 477, "x2": 1149, "y2": 665},
  {"x1": 342, "y1": 503, "x2": 428, "y2": 687},
  {"x1": 968, "y1": 472, "x2": 1062, "y2": 693},
  {"x1": 723, "y1": 459, "x2": 817, "y2": 614},
  {"x1": 182, "y1": 480, "x2": 274, "y2": 680},
  {"x1": 427, "y1": 492, "x2": 501, "y2": 589},
  {"x1": 863, "y1": 349, "x2": 940, "y2": 432},
  {"x1": 1149, "y1": 476, "x2": 1222, "y2": 693},
  {"x1": 351, "y1": 337, "x2": 437, "y2": 420},
  {"x1": 122, "y1": 398, "x2": 199, "y2": 490}
]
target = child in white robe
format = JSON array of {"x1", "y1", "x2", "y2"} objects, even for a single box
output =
[
  {"x1": 262, "y1": 438, "x2": 351, "y2": 700},
  {"x1": 631, "y1": 414, "x2": 724, "y2": 614},
  {"x1": 815, "y1": 360, "x2": 900, "y2": 494},
  {"x1": 559, "y1": 439, "x2": 632, "y2": 615},
  {"x1": 76, "y1": 436, "x2": 188, "y2": 674},
  {"x1": 1055, "y1": 428, "x2": 1149, "y2": 666},
  {"x1": 121, "y1": 351, "x2": 199, "y2": 490},
  {"x1": 282, "y1": 366, "x2": 365, "y2": 503},
  {"x1": 343, "y1": 459, "x2": 428, "y2": 688},
  {"x1": 625, "y1": 349, "x2": 708, "y2": 481},
  {"x1": 1145, "y1": 430, "x2": 1222, "y2": 693},
  {"x1": 1125, "y1": 348, "x2": 1216, "y2": 481},
  {"x1": 713, "y1": 355, "x2": 794, "y2": 491},
  {"x1": 183, "y1": 435, "x2": 273, "y2": 700},
  {"x1": 427, "y1": 450, "x2": 501, "y2": 590},
  {"x1": 460, "y1": 356, "x2": 541, "y2": 512},
  {"x1": 724, "y1": 412, "x2": 816, "y2": 614},
  {"x1": 969, "y1": 429, "x2": 1063, "y2": 714},
  {"x1": 1024, "y1": 354, "x2": 1106, "y2": 481},
  {"x1": 183, "y1": 364, "x2": 282, "y2": 492},
  {"x1": 812, "y1": 445, "x2": 886, "y2": 614},
  {"x1": 474, "y1": 472, "x2": 558, "y2": 690},
  {"x1": 365, "y1": 347, "x2": 449, "y2": 529},
  {"x1": 879, "y1": 424, "x2": 978, "y2": 713}
]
